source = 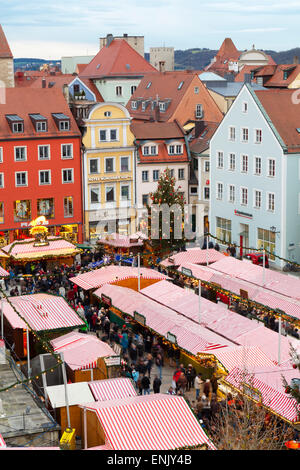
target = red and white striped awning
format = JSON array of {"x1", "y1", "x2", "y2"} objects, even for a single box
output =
[
  {"x1": 224, "y1": 366, "x2": 300, "y2": 424},
  {"x1": 82, "y1": 394, "x2": 216, "y2": 450},
  {"x1": 208, "y1": 345, "x2": 276, "y2": 373},
  {"x1": 160, "y1": 248, "x2": 225, "y2": 268},
  {"x1": 0, "y1": 266, "x2": 8, "y2": 277},
  {"x1": 0, "y1": 236, "x2": 79, "y2": 260},
  {"x1": 98, "y1": 233, "x2": 145, "y2": 248},
  {"x1": 50, "y1": 332, "x2": 117, "y2": 371},
  {"x1": 0, "y1": 434, "x2": 6, "y2": 448},
  {"x1": 70, "y1": 266, "x2": 168, "y2": 290},
  {"x1": 3, "y1": 294, "x2": 85, "y2": 332},
  {"x1": 89, "y1": 378, "x2": 137, "y2": 402}
]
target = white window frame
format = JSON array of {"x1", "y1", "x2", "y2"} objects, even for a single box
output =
[
  {"x1": 195, "y1": 103, "x2": 203, "y2": 118},
  {"x1": 153, "y1": 169, "x2": 159, "y2": 181},
  {"x1": 159, "y1": 102, "x2": 166, "y2": 112},
  {"x1": 178, "y1": 168, "x2": 185, "y2": 180},
  {"x1": 15, "y1": 171, "x2": 28, "y2": 187},
  {"x1": 204, "y1": 160, "x2": 210, "y2": 172},
  {"x1": 64, "y1": 196, "x2": 74, "y2": 218},
  {"x1": 240, "y1": 186, "x2": 248, "y2": 206},
  {"x1": 39, "y1": 169, "x2": 51, "y2": 185},
  {"x1": 241, "y1": 154, "x2": 248, "y2": 173},
  {"x1": 0, "y1": 173, "x2": 4, "y2": 188},
  {"x1": 105, "y1": 184, "x2": 115, "y2": 202},
  {"x1": 0, "y1": 148, "x2": 3, "y2": 163},
  {"x1": 254, "y1": 156, "x2": 262, "y2": 176},
  {"x1": 255, "y1": 129, "x2": 262, "y2": 144},
  {"x1": 12, "y1": 122, "x2": 24, "y2": 133},
  {"x1": 131, "y1": 101, "x2": 137, "y2": 110},
  {"x1": 89, "y1": 158, "x2": 100, "y2": 174},
  {"x1": 120, "y1": 183, "x2": 130, "y2": 201},
  {"x1": 142, "y1": 170, "x2": 149, "y2": 182},
  {"x1": 217, "y1": 151, "x2": 224, "y2": 169},
  {"x1": 228, "y1": 184, "x2": 235, "y2": 203},
  {"x1": 266, "y1": 192, "x2": 275, "y2": 212},
  {"x1": 268, "y1": 158, "x2": 276, "y2": 178},
  {"x1": 99, "y1": 128, "x2": 119, "y2": 143},
  {"x1": 61, "y1": 144, "x2": 73, "y2": 160},
  {"x1": 14, "y1": 146, "x2": 27, "y2": 162},
  {"x1": 241, "y1": 127, "x2": 249, "y2": 143},
  {"x1": 168, "y1": 142, "x2": 183, "y2": 155},
  {"x1": 104, "y1": 157, "x2": 115, "y2": 173},
  {"x1": 59, "y1": 120, "x2": 70, "y2": 131},
  {"x1": 90, "y1": 185, "x2": 101, "y2": 204},
  {"x1": 253, "y1": 189, "x2": 262, "y2": 209},
  {"x1": 62, "y1": 168, "x2": 74, "y2": 184},
  {"x1": 228, "y1": 153, "x2": 236, "y2": 171},
  {"x1": 204, "y1": 186, "x2": 210, "y2": 200},
  {"x1": 228, "y1": 126, "x2": 236, "y2": 142},
  {"x1": 116, "y1": 86, "x2": 122, "y2": 96},
  {"x1": 36, "y1": 121, "x2": 47, "y2": 132},
  {"x1": 216, "y1": 182, "x2": 223, "y2": 200},
  {"x1": 242, "y1": 102, "x2": 248, "y2": 113},
  {"x1": 120, "y1": 156, "x2": 130, "y2": 172},
  {"x1": 38, "y1": 144, "x2": 50, "y2": 161}
]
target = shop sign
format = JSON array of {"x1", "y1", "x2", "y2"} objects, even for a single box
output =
[
  {"x1": 240, "y1": 289, "x2": 248, "y2": 299},
  {"x1": 134, "y1": 311, "x2": 146, "y2": 326},
  {"x1": 104, "y1": 355, "x2": 121, "y2": 367},
  {"x1": 167, "y1": 332, "x2": 177, "y2": 344},
  {"x1": 101, "y1": 294, "x2": 112, "y2": 307},
  {"x1": 234, "y1": 210, "x2": 253, "y2": 219},
  {"x1": 181, "y1": 267, "x2": 192, "y2": 277}
]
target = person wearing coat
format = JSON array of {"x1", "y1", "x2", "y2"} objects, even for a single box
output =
[
  {"x1": 176, "y1": 372, "x2": 187, "y2": 394},
  {"x1": 153, "y1": 376, "x2": 162, "y2": 394},
  {"x1": 194, "y1": 373, "x2": 204, "y2": 400}
]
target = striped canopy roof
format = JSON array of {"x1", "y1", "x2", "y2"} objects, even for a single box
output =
[
  {"x1": 0, "y1": 266, "x2": 9, "y2": 278},
  {"x1": 160, "y1": 248, "x2": 225, "y2": 267},
  {"x1": 3, "y1": 294, "x2": 85, "y2": 332},
  {"x1": 0, "y1": 236, "x2": 79, "y2": 260},
  {"x1": 82, "y1": 393, "x2": 216, "y2": 450},
  {"x1": 50, "y1": 332, "x2": 117, "y2": 370},
  {"x1": 70, "y1": 266, "x2": 168, "y2": 290},
  {"x1": 224, "y1": 365, "x2": 300, "y2": 424},
  {"x1": 97, "y1": 232, "x2": 145, "y2": 248},
  {"x1": 0, "y1": 434, "x2": 6, "y2": 448},
  {"x1": 207, "y1": 345, "x2": 276, "y2": 373},
  {"x1": 88, "y1": 378, "x2": 137, "y2": 402}
]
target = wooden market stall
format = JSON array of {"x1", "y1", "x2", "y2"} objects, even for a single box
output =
[
  {"x1": 50, "y1": 332, "x2": 121, "y2": 383},
  {"x1": 97, "y1": 232, "x2": 147, "y2": 262}
]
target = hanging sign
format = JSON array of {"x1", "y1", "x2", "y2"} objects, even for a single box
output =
[
  {"x1": 101, "y1": 294, "x2": 112, "y2": 307},
  {"x1": 167, "y1": 332, "x2": 177, "y2": 344},
  {"x1": 181, "y1": 267, "x2": 193, "y2": 277},
  {"x1": 134, "y1": 311, "x2": 146, "y2": 326},
  {"x1": 104, "y1": 356, "x2": 121, "y2": 367}
]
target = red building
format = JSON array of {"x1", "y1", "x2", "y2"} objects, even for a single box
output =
[{"x1": 0, "y1": 88, "x2": 83, "y2": 244}]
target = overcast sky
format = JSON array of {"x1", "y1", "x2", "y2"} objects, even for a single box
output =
[{"x1": 1, "y1": 0, "x2": 299, "y2": 59}]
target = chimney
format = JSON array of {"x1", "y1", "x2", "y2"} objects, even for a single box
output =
[
  {"x1": 63, "y1": 84, "x2": 70, "y2": 104},
  {"x1": 123, "y1": 33, "x2": 128, "y2": 38},
  {"x1": 194, "y1": 121, "x2": 205, "y2": 138},
  {"x1": 106, "y1": 34, "x2": 114, "y2": 47},
  {"x1": 294, "y1": 55, "x2": 299, "y2": 64},
  {"x1": 153, "y1": 101, "x2": 160, "y2": 122},
  {"x1": 42, "y1": 77, "x2": 46, "y2": 88},
  {"x1": 159, "y1": 61, "x2": 165, "y2": 73}
]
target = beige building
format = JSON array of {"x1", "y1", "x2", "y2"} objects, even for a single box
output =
[
  {"x1": 0, "y1": 25, "x2": 14, "y2": 88},
  {"x1": 100, "y1": 34, "x2": 144, "y2": 57},
  {"x1": 150, "y1": 47, "x2": 174, "y2": 72}
]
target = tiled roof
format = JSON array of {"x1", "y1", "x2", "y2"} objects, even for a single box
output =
[
  {"x1": 130, "y1": 120, "x2": 185, "y2": 140},
  {"x1": 0, "y1": 25, "x2": 13, "y2": 58},
  {"x1": 189, "y1": 121, "x2": 219, "y2": 154},
  {"x1": 263, "y1": 64, "x2": 300, "y2": 87},
  {"x1": 254, "y1": 87, "x2": 300, "y2": 153},
  {"x1": 79, "y1": 39, "x2": 157, "y2": 79},
  {"x1": 0, "y1": 88, "x2": 81, "y2": 139}
]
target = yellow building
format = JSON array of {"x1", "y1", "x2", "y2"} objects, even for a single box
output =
[{"x1": 82, "y1": 102, "x2": 136, "y2": 240}]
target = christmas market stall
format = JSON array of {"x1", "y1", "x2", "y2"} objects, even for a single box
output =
[
  {"x1": 96, "y1": 232, "x2": 147, "y2": 264},
  {"x1": 79, "y1": 393, "x2": 216, "y2": 450},
  {"x1": 50, "y1": 331, "x2": 121, "y2": 383},
  {"x1": 88, "y1": 377, "x2": 137, "y2": 402},
  {"x1": 45, "y1": 381, "x2": 95, "y2": 438},
  {"x1": 160, "y1": 248, "x2": 225, "y2": 270},
  {"x1": 1, "y1": 294, "x2": 85, "y2": 359}
]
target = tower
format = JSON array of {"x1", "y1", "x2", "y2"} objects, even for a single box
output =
[{"x1": 0, "y1": 25, "x2": 14, "y2": 89}]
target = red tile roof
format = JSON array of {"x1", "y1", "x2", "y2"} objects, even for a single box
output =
[
  {"x1": 127, "y1": 71, "x2": 223, "y2": 125},
  {"x1": 255, "y1": 88, "x2": 300, "y2": 153},
  {"x1": 217, "y1": 38, "x2": 240, "y2": 60},
  {"x1": 79, "y1": 39, "x2": 157, "y2": 79},
  {"x1": 262, "y1": 64, "x2": 300, "y2": 87},
  {"x1": 0, "y1": 25, "x2": 13, "y2": 58},
  {"x1": 0, "y1": 88, "x2": 81, "y2": 140},
  {"x1": 189, "y1": 121, "x2": 220, "y2": 154}
]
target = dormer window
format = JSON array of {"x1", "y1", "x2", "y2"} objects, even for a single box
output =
[
  {"x1": 159, "y1": 102, "x2": 166, "y2": 112},
  {"x1": 29, "y1": 114, "x2": 48, "y2": 132},
  {"x1": 146, "y1": 81, "x2": 152, "y2": 89},
  {"x1": 168, "y1": 143, "x2": 183, "y2": 155},
  {"x1": 6, "y1": 115, "x2": 24, "y2": 133},
  {"x1": 283, "y1": 70, "x2": 288, "y2": 80},
  {"x1": 52, "y1": 113, "x2": 70, "y2": 131},
  {"x1": 131, "y1": 101, "x2": 137, "y2": 110},
  {"x1": 142, "y1": 144, "x2": 157, "y2": 156},
  {"x1": 178, "y1": 81, "x2": 184, "y2": 90}
]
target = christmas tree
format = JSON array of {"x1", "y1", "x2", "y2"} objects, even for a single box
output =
[{"x1": 147, "y1": 168, "x2": 186, "y2": 254}]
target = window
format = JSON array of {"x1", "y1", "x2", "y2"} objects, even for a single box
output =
[
  {"x1": 37, "y1": 198, "x2": 54, "y2": 218},
  {"x1": 267, "y1": 192, "x2": 275, "y2": 212},
  {"x1": 99, "y1": 130, "x2": 107, "y2": 141},
  {"x1": 169, "y1": 145, "x2": 175, "y2": 155},
  {"x1": 241, "y1": 154, "x2": 248, "y2": 173},
  {"x1": 90, "y1": 186, "x2": 100, "y2": 204},
  {"x1": 14, "y1": 200, "x2": 31, "y2": 221},
  {"x1": 146, "y1": 82, "x2": 152, "y2": 89},
  {"x1": 254, "y1": 190, "x2": 262, "y2": 209},
  {"x1": 241, "y1": 187, "x2": 248, "y2": 206},
  {"x1": 153, "y1": 170, "x2": 159, "y2": 181},
  {"x1": 105, "y1": 158, "x2": 114, "y2": 173},
  {"x1": 176, "y1": 144, "x2": 183, "y2": 154},
  {"x1": 104, "y1": 111, "x2": 111, "y2": 117},
  {"x1": 105, "y1": 186, "x2": 115, "y2": 202},
  {"x1": 268, "y1": 159, "x2": 276, "y2": 177},
  {"x1": 142, "y1": 171, "x2": 149, "y2": 182},
  {"x1": 229, "y1": 184, "x2": 235, "y2": 203},
  {"x1": 195, "y1": 104, "x2": 203, "y2": 118},
  {"x1": 190, "y1": 186, "x2": 198, "y2": 195},
  {"x1": 229, "y1": 153, "x2": 236, "y2": 171},
  {"x1": 89, "y1": 159, "x2": 99, "y2": 174},
  {"x1": 255, "y1": 129, "x2": 262, "y2": 143},
  {"x1": 169, "y1": 169, "x2": 174, "y2": 178},
  {"x1": 59, "y1": 120, "x2": 70, "y2": 131},
  {"x1": 62, "y1": 169, "x2": 74, "y2": 183},
  {"x1": 38, "y1": 145, "x2": 50, "y2": 160},
  {"x1": 0, "y1": 202, "x2": 4, "y2": 223},
  {"x1": 120, "y1": 156, "x2": 129, "y2": 172},
  {"x1": 15, "y1": 172, "x2": 27, "y2": 187},
  {"x1": 131, "y1": 85, "x2": 137, "y2": 94},
  {"x1": 204, "y1": 187, "x2": 210, "y2": 199},
  {"x1": 12, "y1": 122, "x2": 24, "y2": 133},
  {"x1": 159, "y1": 102, "x2": 166, "y2": 112},
  {"x1": 242, "y1": 102, "x2": 248, "y2": 113},
  {"x1": 142, "y1": 194, "x2": 148, "y2": 206},
  {"x1": 64, "y1": 197, "x2": 73, "y2": 217},
  {"x1": 110, "y1": 129, "x2": 117, "y2": 141},
  {"x1": 204, "y1": 161, "x2": 210, "y2": 172},
  {"x1": 254, "y1": 156, "x2": 262, "y2": 176},
  {"x1": 0, "y1": 173, "x2": 4, "y2": 188},
  {"x1": 143, "y1": 145, "x2": 157, "y2": 156},
  {"x1": 241, "y1": 128, "x2": 249, "y2": 142},
  {"x1": 61, "y1": 144, "x2": 73, "y2": 159},
  {"x1": 121, "y1": 185, "x2": 130, "y2": 201},
  {"x1": 229, "y1": 126, "x2": 236, "y2": 141},
  {"x1": 116, "y1": 86, "x2": 122, "y2": 96},
  {"x1": 194, "y1": 87, "x2": 199, "y2": 94},
  {"x1": 131, "y1": 101, "x2": 137, "y2": 110},
  {"x1": 39, "y1": 170, "x2": 51, "y2": 185},
  {"x1": 178, "y1": 81, "x2": 184, "y2": 90},
  {"x1": 178, "y1": 169, "x2": 184, "y2": 180},
  {"x1": 36, "y1": 121, "x2": 47, "y2": 132},
  {"x1": 216, "y1": 217, "x2": 231, "y2": 243},
  {"x1": 217, "y1": 151, "x2": 224, "y2": 169},
  {"x1": 14, "y1": 146, "x2": 27, "y2": 162},
  {"x1": 0, "y1": 148, "x2": 2, "y2": 163},
  {"x1": 257, "y1": 228, "x2": 275, "y2": 260},
  {"x1": 99, "y1": 129, "x2": 118, "y2": 142},
  {"x1": 217, "y1": 182, "x2": 223, "y2": 200}
]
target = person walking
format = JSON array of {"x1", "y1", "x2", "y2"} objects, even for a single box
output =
[
  {"x1": 141, "y1": 374, "x2": 151, "y2": 395},
  {"x1": 176, "y1": 372, "x2": 187, "y2": 395},
  {"x1": 129, "y1": 342, "x2": 138, "y2": 365},
  {"x1": 131, "y1": 367, "x2": 139, "y2": 389},
  {"x1": 186, "y1": 364, "x2": 196, "y2": 391},
  {"x1": 153, "y1": 376, "x2": 162, "y2": 394},
  {"x1": 155, "y1": 353, "x2": 163, "y2": 380},
  {"x1": 145, "y1": 353, "x2": 153, "y2": 378},
  {"x1": 195, "y1": 373, "x2": 204, "y2": 400}
]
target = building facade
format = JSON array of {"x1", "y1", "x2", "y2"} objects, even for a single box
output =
[
  {"x1": 0, "y1": 88, "x2": 83, "y2": 245},
  {"x1": 149, "y1": 47, "x2": 174, "y2": 72},
  {"x1": 210, "y1": 84, "x2": 300, "y2": 267},
  {"x1": 82, "y1": 102, "x2": 136, "y2": 240}
]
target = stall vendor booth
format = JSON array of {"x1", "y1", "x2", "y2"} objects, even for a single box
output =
[
  {"x1": 1, "y1": 294, "x2": 85, "y2": 360},
  {"x1": 50, "y1": 332, "x2": 121, "y2": 383},
  {"x1": 97, "y1": 232, "x2": 147, "y2": 263}
]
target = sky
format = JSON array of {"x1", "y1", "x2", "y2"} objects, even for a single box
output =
[{"x1": 1, "y1": 0, "x2": 300, "y2": 59}]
